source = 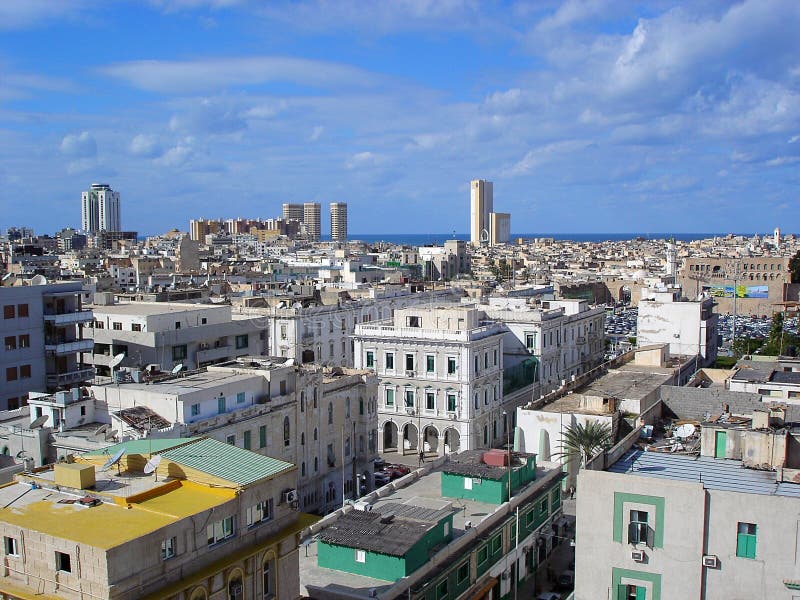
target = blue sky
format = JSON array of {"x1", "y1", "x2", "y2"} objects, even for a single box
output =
[{"x1": 1, "y1": 0, "x2": 798, "y2": 236}]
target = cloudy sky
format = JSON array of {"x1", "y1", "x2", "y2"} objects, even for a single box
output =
[{"x1": 1, "y1": 0, "x2": 799, "y2": 236}]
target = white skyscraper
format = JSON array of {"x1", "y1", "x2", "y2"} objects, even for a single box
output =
[
  {"x1": 470, "y1": 179, "x2": 493, "y2": 245},
  {"x1": 303, "y1": 202, "x2": 321, "y2": 241},
  {"x1": 81, "y1": 183, "x2": 121, "y2": 234},
  {"x1": 330, "y1": 202, "x2": 347, "y2": 242}
]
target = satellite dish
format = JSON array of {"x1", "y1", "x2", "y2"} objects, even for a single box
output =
[
  {"x1": 29, "y1": 415, "x2": 49, "y2": 429},
  {"x1": 109, "y1": 353, "x2": 126, "y2": 369},
  {"x1": 105, "y1": 429, "x2": 118, "y2": 441},
  {"x1": 284, "y1": 358, "x2": 295, "y2": 366},
  {"x1": 675, "y1": 424, "x2": 696, "y2": 439},
  {"x1": 171, "y1": 363, "x2": 184, "y2": 374},
  {"x1": 30, "y1": 274, "x2": 47, "y2": 286},
  {"x1": 94, "y1": 424, "x2": 110, "y2": 436},
  {"x1": 101, "y1": 448, "x2": 125, "y2": 471},
  {"x1": 144, "y1": 454, "x2": 162, "y2": 474}
]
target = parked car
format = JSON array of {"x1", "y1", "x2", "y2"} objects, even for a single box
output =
[
  {"x1": 384, "y1": 464, "x2": 411, "y2": 479},
  {"x1": 374, "y1": 472, "x2": 391, "y2": 486},
  {"x1": 557, "y1": 569, "x2": 575, "y2": 589},
  {"x1": 373, "y1": 457, "x2": 386, "y2": 470}
]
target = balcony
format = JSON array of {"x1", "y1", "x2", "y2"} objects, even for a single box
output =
[
  {"x1": 43, "y1": 310, "x2": 94, "y2": 326},
  {"x1": 45, "y1": 339, "x2": 94, "y2": 355},
  {"x1": 197, "y1": 344, "x2": 234, "y2": 364},
  {"x1": 46, "y1": 367, "x2": 96, "y2": 387}
]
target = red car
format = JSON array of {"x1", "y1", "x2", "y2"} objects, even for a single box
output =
[{"x1": 383, "y1": 464, "x2": 411, "y2": 479}]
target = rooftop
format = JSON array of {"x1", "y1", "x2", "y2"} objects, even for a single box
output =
[
  {"x1": 89, "y1": 301, "x2": 225, "y2": 316},
  {"x1": 442, "y1": 449, "x2": 534, "y2": 480},
  {"x1": 93, "y1": 369, "x2": 261, "y2": 395},
  {"x1": 608, "y1": 449, "x2": 800, "y2": 498}
]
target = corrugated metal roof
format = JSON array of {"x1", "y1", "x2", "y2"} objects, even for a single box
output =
[
  {"x1": 86, "y1": 438, "x2": 199, "y2": 457},
  {"x1": 160, "y1": 437, "x2": 294, "y2": 486},
  {"x1": 609, "y1": 449, "x2": 800, "y2": 497}
]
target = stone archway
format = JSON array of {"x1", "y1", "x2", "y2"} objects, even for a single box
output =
[
  {"x1": 423, "y1": 425, "x2": 439, "y2": 454},
  {"x1": 443, "y1": 428, "x2": 460, "y2": 453},
  {"x1": 403, "y1": 422, "x2": 419, "y2": 452},
  {"x1": 382, "y1": 421, "x2": 398, "y2": 451}
]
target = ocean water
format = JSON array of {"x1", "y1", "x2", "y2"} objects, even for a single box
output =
[{"x1": 341, "y1": 233, "x2": 749, "y2": 245}]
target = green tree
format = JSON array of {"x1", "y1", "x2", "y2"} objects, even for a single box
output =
[
  {"x1": 556, "y1": 420, "x2": 613, "y2": 467},
  {"x1": 789, "y1": 250, "x2": 800, "y2": 284}
]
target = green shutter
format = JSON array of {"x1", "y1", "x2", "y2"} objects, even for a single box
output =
[
  {"x1": 737, "y1": 533, "x2": 757, "y2": 558},
  {"x1": 617, "y1": 585, "x2": 628, "y2": 600},
  {"x1": 636, "y1": 585, "x2": 647, "y2": 600}
]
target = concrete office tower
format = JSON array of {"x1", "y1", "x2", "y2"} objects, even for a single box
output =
[
  {"x1": 81, "y1": 183, "x2": 121, "y2": 234},
  {"x1": 282, "y1": 203, "x2": 304, "y2": 223},
  {"x1": 470, "y1": 179, "x2": 493, "y2": 245},
  {"x1": 489, "y1": 212, "x2": 510, "y2": 245},
  {"x1": 303, "y1": 202, "x2": 321, "y2": 241},
  {"x1": 330, "y1": 202, "x2": 347, "y2": 242}
]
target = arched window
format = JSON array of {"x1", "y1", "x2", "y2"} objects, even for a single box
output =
[
  {"x1": 301, "y1": 432, "x2": 305, "y2": 445},
  {"x1": 301, "y1": 462, "x2": 306, "y2": 476},
  {"x1": 314, "y1": 427, "x2": 318, "y2": 441},
  {"x1": 228, "y1": 570, "x2": 243, "y2": 600},
  {"x1": 314, "y1": 457, "x2": 319, "y2": 472},
  {"x1": 283, "y1": 416, "x2": 290, "y2": 447},
  {"x1": 262, "y1": 556, "x2": 276, "y2": 600},
  {"x1": 313, "y1": 388, "x2": 318, "y2": 408},
  {"x1": 483, "y1": 425, "x2": 488, "y2": 446},
  {"x1": 190, "y1": 587, "x2": 208, "y2": 600},
  {"x1": 328, "y1": 402, "x2": 333, "y2": 425},
  {"x1": 345, "y1": 398, "x2": 351, "y2": 418},
  {"x1": 345, "y1": 437, "x2": 350, "y2": 456},
  {"x1": 300, "y1": 391, "x2": 305, "y2": 413},
  {"x1": 359, "y1": 398, "x2": 364, "y2": 415}
]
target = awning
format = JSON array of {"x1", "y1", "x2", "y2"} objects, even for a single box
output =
[{"x1": 470, "y1": 576, "x2": 498, "y2": 600}]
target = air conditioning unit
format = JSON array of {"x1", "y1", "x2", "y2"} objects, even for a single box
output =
[
  {"x1": 405, "y1": 370, "x2": 416, "y2": 377},
  {"x1": 631, "y1": 550, "x2": 645, "y2": 562},
  {"x1": 283, "y1": 489, "x2": 298, "y2": 503},
  {"x1": 703, "y1": 555, "x2": 719, "y2": 568}
]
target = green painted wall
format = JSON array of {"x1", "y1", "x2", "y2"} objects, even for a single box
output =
[
  {"x1": 612, "y1": 492, "x2": 665, "y2": 548},
  {"x1": 611, "y1": 567, "x2": 662, "y2": 600},
  {"x1": 317, "y1": 542, "x2": 406, "y2": 581},
  {"x1": 441, "y1": 456, "x2": 538, "y2": 504}
]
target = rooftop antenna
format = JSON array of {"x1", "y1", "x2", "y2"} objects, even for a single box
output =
[{"x1": 101, "y1": 448, "x2": 125, "y2": 476}]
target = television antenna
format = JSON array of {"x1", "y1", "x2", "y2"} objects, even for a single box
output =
[
  {"x1": 29, "y1": 415, "x2": 48, "y2": 429},
  {"x1": 101, "y1": 448, "x2": 125, "y2": 475}
]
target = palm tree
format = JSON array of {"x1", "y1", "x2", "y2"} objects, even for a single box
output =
[{"x1": 556, "y1": 420, "x2": 613, "y2": 468}]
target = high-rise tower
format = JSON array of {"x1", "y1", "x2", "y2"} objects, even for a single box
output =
[
  {"x1": 282, "y1": 203, "x2": 304, "y2": 223},
  {"x1": 470, "y1": 179, "x2": 493, "y2": 245},
  {"x1": 303, "y1": 202, "x2": 321, "y2": 241},
  {"x1": 330, "y1": 202, "x2": 347, "y2": 242},
  {"x1": 81, "y1": 183, "x2": 121, "y2": 234}
]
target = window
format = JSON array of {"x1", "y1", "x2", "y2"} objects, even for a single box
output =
[
  {"x1": 328, "y1": 402, "x2": 333, "y2": 424},
  {"x1": 447, "y1": 357, "x2": 457, "y2": 375},
  {"x1": 263, "y1": 559, "x2": 275, "y2": 599},
  {"x1": 18, "y1": 334, "x2": 29, "y2": 348},
  {"x1": 94, "y1": 320, "x2": 104, "y2": 329},
  {"x1": 484, "y1": 353, "x2": 488, "y2": 368},
  {"x1": 436, "y1": 579, "x2": 448, "y2": 600},
  {"x1": 191, "y1": 403, "x2": 200, "y2": 417},
  {"x1": 385, "y1": 388, "x2": 394, "y2": 406},
  {"x1": 3, "y1": 305, "x2": 15, "y2": 319},
  {"x1": 4, "y1": 536, "x2": 19, "y2": 557},
  {"x1": 457, "y1": 562, "x2": 469, "y2": 584},
  {"x1": 226, "y1": 434, "x2": 236, "y2": 446},
  {"x1": 405, "y1": 353, "x2": 414, "y2": 371},
  {"x1": 55, "y1": 551, "x2": 71, "y2": 572},
  {"x1": 207, "y1": 516, "x2": 236, "y2": 545},
  {"x1": 406, "y1": 315, "x2": 421, "y2": 327},
  {"x1": 355, "y1": 549, "x2": 366, "y2": 563},
  {"x1": 405, "y1": 390, "x2": 414, "y2": 408},
  {"x1": 132, "y1": 323, "x2": 142, "y2": 332},
  {"x1": 17, "y1": 304, "x2": 28, "y2": 318},
  {"x1": 175, "y1": 321, "x2": 181, "y2": 330},
  {"x1": 247, "y1": 499, "x2": 274, "y2": 527},
  {"x1": 464, "y1": 477, "x2": 473, "y2": 490},
  {"x1": 737, "y1": 522, "x2": 757, "y2": 559},
  {"x1": 623, "y1": 585, "x2": 646, "y2": 600},
  {"x1": 161, "y1": 536, "x2": 177, "y2": 560},
  {"x1": 237, "y1": 392, "x2": 246, "y2": 404},
  {"x1": 113, "y1": 322, "x2": 123, "y2": 330},
  {"x1": 6, "y1": 367, "x2": 17, "y2": 382},
  {"x1": 259, "y1": 425, "x2": 267, "y2": 448},
  {"x1": 385, "y1": 352, "x2": 394, "y2": 370},
  {"x1": 172, "y1": 344, "x2": 187, "y2": 361},
  {"x1": 366, "y1": 351, "x2": 374, "y2": 368},
  {"x1": 5, "y1": 336, "x2": 16, "y2": 351},
  {"x1": 243, "y1": 430, "x2": 251, "y2": 450},
  {"x1": 491, "y1": 534, "x2": 501, "y2": 554},
  {"x1": 447, "y1": 393, "x2": 457, "y2": 412},
  {"x1": 218, "y1": 397, "x2": 226, "y2": 414},
  {"x1": 345, "y1": 398, "x2": 351, "y2": 418},
  {"x1": 426, "y1": 392, "x2": 435, "y2": 410},
  {"x1": 628, "y1": 510, "x2": 651, "y2": 546},
  {"x1": 283, "y1": 417, "x2": 291, "y2": 446},
  {"x1": 477, "y1": 546, "x2": 488, "y2": 565},
  {"x1": 20, "y1": 365, "x2": 31, "y2": 379},
  {"x1": 235, "y1": 334, "x2": 249, "y2": 349},
  {"x1": 426, "y1": 355, "x2": 435, "y2": 373}
]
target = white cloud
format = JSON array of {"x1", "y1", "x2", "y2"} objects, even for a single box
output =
[
  {"x1": 129, "y1": 134, "x2": 163, "y2": 157},
  {"x1": 0, "y1": 1, "x2": 92, "y2": 30},
  {"x1": 309, "y1": 125, "x2": 324, "y2": 141},
  {"x1": 504, "y1": 140, "x2": 589, "y2": 176},
  {"x1": 102, "y1": 56, "x2": 381, "y2": 94},
  {"x1": 156, "y1": 138, "x2": 196, "y2": 167},
  {"x1": 346, "y1": 151, "x2": 385, "y2": 169},
  {"x1": 59, "y1": 131, "x2": 97, "y2": 158}
]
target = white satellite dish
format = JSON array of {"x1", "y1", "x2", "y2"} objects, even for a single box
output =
[
  {"x1": 144, "y1": 454, "x2": 162, "y2": 474},
  {"x1": 109, "y1": 353, "x2": 126, "y2": 369},
  {"x1": 105, "y1": 429, "x2": 118, "y2": 441},
  {"x1": 101, "y1": 448, "x2": 125, "y2": 472},
  {"x1": 30, "y1": 274, "x2": 47, "y2": 286},
  {"x1": 171, "y1": 363, "x2": 184, "y2": 374},
  {"x1": 675, "y1": 424, "x2": 696, "y2": 439},
  {"x1": 94, "y1": 424, "x2": 110, "y2": 436},
  {"x1": 29, "y1": 415, "x2": 49, "y2": 429}
]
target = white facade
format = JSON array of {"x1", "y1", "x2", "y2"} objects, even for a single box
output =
[
  {"x1": 470, "y1": 179, "x2": 493, "y2": 245},
  {"x1": 637, "y1": 288, "x2": 718, "y2": 366},
  {"x1": 330, "y1": 202, "x2": 347, "y2": 242},
  {"x1": 81, "y1": 183, "x2": 121, "y2": 234},
  {"x1": 303, "y1": 202, "x2": 321, "y2": 241},
  {"x1": 354, "y1": 305, "x2": 507, "y2": 455},
  {"x1": 489, "y1": 212, "x2": 510, "y2": 245}
]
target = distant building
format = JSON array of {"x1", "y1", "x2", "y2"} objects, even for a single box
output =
[
  {"x1": 489, "y1": 212, "x2": 510, "y2": 246},
  {"x1": 470, "y1": 179, "x2": 493, "y2": 245},
  {"x1": 330, "y1": 202, "x2": 347, "y2": 242},
  {"x1": 81, "y1": 183, "x2": 121, "y2": 234},
  {"x1": 283, "y1": 202, "x2": 305, "y2": 222},
  {"x1": 304, "y1": 202, "x2": 321, "y2": 241},
  {"x1": 0, "y1": 281, "x2": 94, "y2": 410}
]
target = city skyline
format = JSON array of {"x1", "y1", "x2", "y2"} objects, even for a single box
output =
[{"x1": 1, "y1": 1, "x2": 799, "y2": 235}]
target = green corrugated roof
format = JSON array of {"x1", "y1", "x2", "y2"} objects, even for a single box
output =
[
  {"x1": 161, "y1": 438, "x2": 295, "y2": 486},
  {"x1": 85, "y1": 438, "x2": 199, "y2": 457}
]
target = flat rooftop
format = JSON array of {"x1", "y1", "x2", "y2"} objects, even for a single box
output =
[
  {"x1": 300, "y1": 461, "x2": 561, "y2": 598},
  {"x1": 95, "y1": 369, "x2": 261, "y2": 395},
  {"x1": 89, "y1": 301, "x2": 225, "y2": 316},
  {"x1": 609, "y1": 449, "x2": 800, "y2": 498}
]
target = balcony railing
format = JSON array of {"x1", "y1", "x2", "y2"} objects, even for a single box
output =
[
  {"x1": 46, "y1": 367, "x2": 96, "y2": 387},
  {"x1": 45, "y1": 339, "x2": 94, "y2": 355},
  {"x1": 43, "y1": 310, "x2": 94, "y2": 325}
]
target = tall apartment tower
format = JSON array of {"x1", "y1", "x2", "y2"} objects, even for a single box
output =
[
  {"x1": 330, "y1": 202, "x2": 347, "y2": 242},
  {"x1": 303, "y1": 202, "x2": 321, "y2": 241},
  {"x1": 81, "y1": 183, "x2": 121, "y2": 234},
  {"x1": 282, "y1": 203, "x2": 304, "y2": 223},
  {"x1": 470, "y1": 179, "x2": 493, "y2": 245}
]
